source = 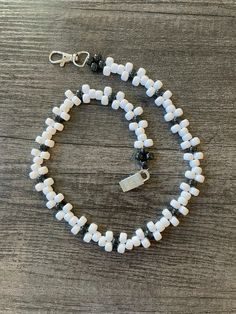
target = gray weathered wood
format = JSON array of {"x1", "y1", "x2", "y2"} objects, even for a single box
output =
[{"x1": 0, "y1": 0, "x2": 235, "y2": 313}]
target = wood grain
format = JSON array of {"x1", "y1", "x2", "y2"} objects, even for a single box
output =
[{"x1": 0, "y1": 0, "x2": 235, "y2": 313}]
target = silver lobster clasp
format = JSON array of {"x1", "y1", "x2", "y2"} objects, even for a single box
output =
[{"x1": 49, "y1": 50, "x2": 90, "y2": 67}]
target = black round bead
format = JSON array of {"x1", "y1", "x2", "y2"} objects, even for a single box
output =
[
  {"x1": 39, "y1": 144, "x2": 49, "y2": 151},
  {"x1": 108, "y1": 92, "x2": 116, "y2": 104},
  {"x1": 37, "y1": 174, "x2": 48, "y2": 183},
  {"x1": 129, "y1": 69, "x2": 137, "y2": 80},
  {"x1": 54, "y1": 115, "x2": 65, "y2": 124},
  {"x1": 146, "y1": 152, "x2": 154, "y2": 160},
  {"x1": 98, "y1": 59, "x2": 105, "y2": 69},
  {"x1": 91, "y1": 62, "x2": 98, "y2": 72},
  {"x1": 86, "y1": 55, "x2": 94, "y2": 66},
  {"x1": 93, "y1": 53, "x2": 102, "y2": 62},
  {"x1": 141, "y1": 161, "x2": 148, "y2": 169},
  {"x1": 76, "y1": 89, "x2": 83, "y2": 100}
]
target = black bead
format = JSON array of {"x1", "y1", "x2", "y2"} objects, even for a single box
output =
[
  {"x1": 135, "y1": 150, "x2": 147, "y2": 162},
  {"x1": 146, "y1": 152, "x2": 154, "y2": 160},
  {"x1": 54, "y1": 115, "x2": 65, "y2": 124},
  {"x1": 155, "y1": 88, "x2": 164, "y2": 97},
  {"x1": 37, "y1": 174, "x2": 48, "y2": 183},
  {"x1": 86, "y1": 55, "x2": 94, "y2": 66},
  {"x1": 93, "y1": 53, "x2": 102, "y2": 62},
  {"x1": 129, "y1": 69, "x2": 137, "y2": 80},
  {"x1": 141, "y1": 161, "x2": 148, "y2": 169},
  {"x1": 112, "y1": 236, "x2": 119, "y2": 251},
  {"x1": 39, "y1": 144, "x2": 49, "y2": 151},
  {"x1": 189, "y1": 146, "x2": 197, "y2": 153},
  {"x1": 80, "y1": 222, "x2": 90, "y2": 235},
  {"x1": 108, "y1": 92, "x2": 116, "y2": 104},
  {"x1": 91, "y1": 62, "x2": 98, "y2": 72},
  {"x1": 98, "y1": 60, "x2": 105, "y2": 69},
  {"x1": 76, "y1": 89, "x2": 83, "y2": 100},
  {"x1": 144, "y1": 229, "x2": 154, "y2": 240},
  {"x1": 133, "y1": 115, "x2": 141, "y2": 123}
]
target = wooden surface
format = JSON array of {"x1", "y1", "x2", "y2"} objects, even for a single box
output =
[{"x1": 0, "y1": 0, "x2": 235, "y2": 313}]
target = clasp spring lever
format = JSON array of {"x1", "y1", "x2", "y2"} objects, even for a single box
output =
[{"x1": 49, "y1": 50, "x2": 90, "y2": 68}]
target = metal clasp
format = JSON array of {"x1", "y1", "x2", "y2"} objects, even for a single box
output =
[
  {"x1": 119, "y1": 169, "x2": 150, "y2": 192},
  {"x1": 49, "y1": 51, "x2": 90, "y2": 67}
]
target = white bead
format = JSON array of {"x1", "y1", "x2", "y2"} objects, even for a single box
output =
[
  {"x1": 155, "y1": 96, "x2": 164, "y2": 106},
  {"x1": 194, "y1": 152, "x2": 204, "y2": 160},
  {"x1": 180, "y1": 141, "x2": 191, "y2": 150},
  {"x1": 192, "y1": 166, "x2": 202, "y2": 174},
  {"x1": 31, "y1": 148, "x2": 41, "y2": 157},
  {"x1": 183, "y1": 153, "x2": 193, "y2": 161},
  {"x1": 124, "y1": 103, "x2": 134, "y2": 112},
  {"x1": 82, "y1": 94, "x2": 90, "y2": 103},
  {"x1": 105, "y1": 57, "x2": 114, "y2": 66},
  {"x1": 179, "y1": 127, "x2": 188, "y2": 137},
  {"x1": 125, "y1": 239, "x2": 133, "y2": 250},
  {"x1": 190, "y1": 137, "x2": 200, "y2": 147},
  {"x1": 170, "y1": 199, "x2": 181, "y2": 209},
  {"x1": 43, "y1": 186, "x2": 53, "y2": 195},
  {"x1": 160, "y1": 217, "x2": 170, "y2": 228},
  {"x1": 121, "y1": 71, "x2": 129, "y2": 81},
  {"x1": 132, "y1": 236, "x2": 141, "y2": 247},
  {"x1": 54, "y1": 193, "x2": 64, "y2": 203},
  {"x1": 38, "y1": 166, "x2": 48, "y2": 175},
  {"x1": 138, "y1": 120, "x2": 148, "y2": 128},
  {"x1": 40, "y1": 151, "x2": 50, "y2": 160},
  {"x1": 174, "y1": 108, "x2": 183, "y2": 117},
  {"x1": 166, "y1": 104, "x2": 176, "y2": 113},
  {"x1": 52, "y1": 106, "x2": 61, "y2": 116},
  {"x1": 117, "y1": 243, "x2": 126, "y2": 254},
  {"x1": 164, "y1": 112, "x2": 174, "y2": 122},
  {"x1": 195, "y1": 174, "x2": 205, "y2": 183},
  {"x1": 72, "y1": 95, "x2": 81, "y2": 106},
  {"x1": 178, "y1": 196, "x2": 188, "y2": 206},
  {"x1": 111, "y1": 100, "x2": 120, "y2": 110},
  {"x1": 64, "y1": 212, "x2": 74, "y2": 222},
  {"x1": 125, "y1": 62, "x2": 133, "y2": 72},
  {"x1": 101, "y1": 95, "x2": 109, "y2": 105},
  {"x1": 119, "y1": 232, "x2": 127, "y2": 244},
  {"x1": 117, "y1": 64, "x2": 125, "y2": 75},
  {"x1": 135, "y1": 127, "x2": 145, "y2": 136},
  {"x1": 155, "y1": 221, "x2": 165, "y2": 232},
  {"x1": 45, "y1": 117, "x2": 54, "y2": 126},
  {"x1": 132, "y1": 76, "x2": 140, "y2": 86},
  {"x1": 146, "y1": 87, "x2": 156, "y2": 97},
  {"x1": 129, "y1": 122, "x2": 138, "y2": 131},
  {"x1": 103, "y1": 66, "x2": 111, "y2": 76},
  {"x1": 29, "y1": 170, "x2": 38, "y2": 180},
  {"x1": 190, "y1": 159, "x2": 200, "y2": 167},
  {"x1": 44, "y1": 139, "x2": 54, "y2": 148},
  {"x1": 163, "y1": 90, "x2": 172, "y2": 99},
  {"x1": 104, "y1": 86, "x2": 112, "y2": 96},
  {"x1": 179, "y1": 119, "x2": 189, "y2": 128},
  {"x1": 110, "y1": 63, "x2": 118, "y2": 73},
  {"x1": 141, "y1": 238, "x2": 150, "y2": 249},
  {"x1": 95, "y1": 90, "x2": 103, "y2": 100},
  {"x1": 136, "y1": 228, "x2": 145, "y2": 240},
  {"x1": 145, "y1": 79, "x2": 154, "y2": 89},
  {"x1": 105, "y1": 230, "x2": 113, "y2": 242},
  {"x1": 180, "y1": 182, "x2": 190, "y2": 191},
  {"x1": 35, "y1": 136, "x2": 43, "y2": 144},
  {"x1": 60, "y1": 112, "x2": 70, "y2": 121},
  {"x1": 171, "y1": 124, "x2": 181, "y2": 133},
  {"x1": 179, "y1": 206, "x2": 189, "y2": 216},
  {"x1": 69, "y1": 216, "x2": 79, "y2": 227},
  {"x1": 116, "y1": 91, "x2": 125, "y2": 101},
  {"x1": 120, "y1": 99, "x2": 128, "y2": 109},
  {"x1": 46, "y1": 191, "x2": 56, "y2": 201},
  {"x1": 88, "y1": 223, "x2": 98, "y2": 234},
  {"x1": 46, "y1": 200, "x2": 56, "y2": 209},
  {"x1": 137, "y1": 68, "x2": 146, "y2": 77},
  {"x1": 33, "y1": 156, "x2": 43, "y2": 165},
  {"x1": 138, "y1": 133, "x2": 147, "y2": 141},
  {"x1": 81, "y1": 84, "x2": 90, "y2": 94},
  {"x1": 147, "y1": 221, "x2": 156, "y2": 233},
  {"x1": 105, "y1": 242, "x2": 113, "y2": 252},
  {"x1": 64, "y1": 98, "x2": 74, "y2": 109},
  {"x1": 153, "y1": 80, "x2": 163, "y2": 90},
  {"x1": 162, "y1": 208, "x2": 172, "y2": 220},
  {"x1": 88, "y1": 89, "x2": 96, "y2": 99},
  {"x1": 185, "y1": 170, "x2": 195, "y2": 179},
  {"x1": 125, "y1": 111, "x2": 134, "y2": 121},
  {"x1": 63, "y1": 203, "x2": 73, "y2": 213},
  {"x1": 170, "y1": 216, "x2": 179, "y2": 226},
  {"x1": 92, "y1": 231, "x2": 101, "y2": 242},
  {"x1": 60, "y1": 102, "x2": 70, "y2": 113},
  {"x1": 162, "y1": 99, "x2": 173, "y2": 109},
  {"x1": 54, "y1": 122, "x2": 64, "y2": 131},
  {"x1": 65, "y1": 89, "x2": 74, "y2": 99},
  {"x1": 71, "y1": 224, "x2": 81, "y2": 235},
  {"x1": 181, "y1": 191, "x2": 191, "y2": 200},
  {"x1": 83, "y1": 232, "x2": 92, "y2": 243},
  {"x1": 31, "y1": 163, "x2": 40, "y2": 171},
  {"x1": 98, "y1": 236, "x2": 106, "y2": 247},
  {"x1": 144, "y1": 139, "x2": 153, "y2": 147},
  {"x1": 77, "y1": 216, "x2": 87, "y2": 227},
  {"x1": 190, "y1": 186, "x2": 200, "y2": 196},
  {"x1": 46, "y1": 126, "x2": 56, "y2": 135},
  {"x1": 55, "y1": 210, "x2": 65, "y2": 221},
  {"x1": 182, "y1": 133, "x2": 192, "y2": 142},
  {"x1": 140, "y1": 75, "x2": 148, "y2": 86},
  {"x1": 35, "y1": 182, "x2": 44, "y2": 192},
  {"x1": 153, "y1": 230, "x2": 162, "y2": 241},
  {"x1": 134, "y1": 106, "x2": 143, "y2": 116}
]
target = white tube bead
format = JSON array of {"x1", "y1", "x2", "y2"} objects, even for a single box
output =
[
  {"x1": 185, "y1": 170, "x2": 195, "y2": 179},
  {"x1": 179, "y1": 119, "x2": 189, "y2": 128},
  {"x1": 137, "y1": 133, "x2": 147, "y2": 141},
  {"x1": 155, "y1": 96, "x2": 164, "y2": 106},
  {"x1": 140, "y1": 75, "x2": 148, "y2": 86},
  {"x1": 133, "y1": 106, "x2": 143, "y2": 116},
  {"x1": 103, "y1": 66, "x2": 111, "y2": 76},
  {"x1": 174, "y1": 108, "x2": 183, "y2": 117},
  {"x1": 111, "y1": 100, "x2": 120, "y2": 110},
  {"x1": 190, "y1": 137, "x2": 200, "y2": 147},
  {"x1": 88, "y1": 89, "x2": 96, "y2": 99},
  {"x1": 153, "y1": 231, "x2": 162, "y2": 241},
  {"x1": 180, "y1": 141, "x2": 191, "y2": 150},
  {"x1": 166, "y1": 104, "x2": 176, "y2": 113},
  {"x1": 135, "y1": 127, "x2": 145, "y2": 136},
  {"x1": 135, "y1": 228, "x2": 145, "y2": 240},
  {"x1": 171, "y1": 124, "x2": 181, "y2": 134},
  {"x1": 125, "y1": 62, "x2": 133, "y2": 72},
  {"x1": 180, "y1": 182, "x2": 190, "y2": 191},
  {"x1": 125, "y1": 239, "x2": 133, "y2": 250},
  {"x1": 179, "y1": 206, "x2": 189, "y2": 216},
  {"x1": 160, "y1": 217, "x2": 170, "y2": 227},
  {"x1": 147, "y1": 221, "x2": 156, "y2": 233},
  {"x1": 55, "y1": 210, "x2": 65, "y2": 221},
  {"x1": 141, "y1": 238, "x2": 150, "y2": 249},
  {"x1": 54, "y1": 193, "x2": 64, "y2": 203},
  {"x1": 77, "y1": 216, "x2": 87, "y2": 227},
  {"x1": 116, "y1": 91, "x2": 125, "y2": 101},
  {"x1": 194, "y1": 152, "x2": 204, "y2": 160},
  {"x1": 105, "y1": 231, "x2": 113, "y2": 242},
  {"x1": 170, "y1": 199, "x2": 181, "y2": 209},
  {"x1": 110, "y1": 63, "x2": 118, "y2": 74},
  {"x1": 138, "y1": 120, "x2": 148, "y2": 128},
  {"x1": 144, "y1": 139, "x2": 153, "y2": 147},
  {"x1": 83, "y1": 232, "x2": 92, "y2": 243},
  {"x1": 129, "y1": 122, "x2": 138, "y2": 131},
  {"x1": 178, "y1": 196, "x2": 188, "y2": 206},
  {"x1": 121, "y1": 71, "x2": 129, "y2": 81},
  {"x1": 181, "y1": 191, "x2": 191, "y2": 200},
  {"x1": 170, "y1": 216, "x2": 179, "y2": 226},
  {"x1": 192, "y1": 166, "x2": 202, "y2": 174},
  {"x1": 164, "y1": 112, "x2": 174, "y2": 122},
  {"x1": 72, "y1": 95, "x2": 81, "y2": 106},
  {"x1": 131, "y1": 236, "x2": 141, "y2": 247},
  {"x1": 101, "y1": 95, "x2": 109, "y2": 105},
  {"x1": 92, "y1": 231, "x2": 101, "y2": 242},
  {"x1": 69, "y1": 216, "x2": 79, "y2": 227},
  {"x1": 190, "y1": 159, "x2": 200, "y2": 167},
  {"x1": 105, "y1": 242, "x2": 113, "y2": 252},
  {"x1": 117, "y1": 243, "x2": 126, "y2": 254},
  {"x1": 137, "y1": 68, "x2": 146, "y2": 77},
  {"x1": 46, "y1": 200, "x2": 56, "y2": 209},
  {"x1": 163, "y1": 90, "x2": 172, "y2": 99},
  {"x1": 105, "y1": 57, "x2": 114, "y2": 66},
  {"x1": 132, "y1": 76, "x2": 140, "y2": 86},
  {"x1": 71, "y1": 224, "x2": 81, "y2": 235},
  {"x1": 120, "y1": 99, "x2": 128, "y2": 109},
  {"x1": 182, "y1": 133, "x2": 192, "y2": 142},
  {"x1": 95, "y1": 90, "x2": 103, "y2": 100},
  {"x1": 146, "y1": 86, "x2": 156, "y2": 97},
  {"x1": 40, "y1": 151, "x2": 50, "y2": 160},
  {"x1": 154, "y1": 80, "x2": 163, "y2": 90},
  {"x1": 195, "y1": 174, "x2": 205, "y2": 183},
  {"x1": 46, "y1": 191, "x2": 56, "y2": 200},
  {"x1": 124, "y1": 103, "x2": 134, "y2": 112},
  {"x1": 65, "y1": 89, "x2": 74, "y2": 99},
  {"x1": 119, "y1": 232, "x2": 127, "y2": 244},
  {"x1": 63, "y1": 203, "x2": 73, "y2": 213},
  {"x1": 29, "y1": 170, "x2": 38, "y2": 179},
  {"x1": 155, "y1": 221, "x2": 165, "y2": 232},
  {"x1": 183, "y1": 153, "x2": 194, "y2": 161},
  {"x1": 117, "y1": 64, "x2": 125, "y2": 75},
  {"x1": 190, "y1": 186, "x2": 200, "y2": 196},
  {"x1": 125, "y1": 111, "x2": 134, "y2": 121},
  {"x1": 162, "y1": 208, "x2": 172, "y2": 220}
]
